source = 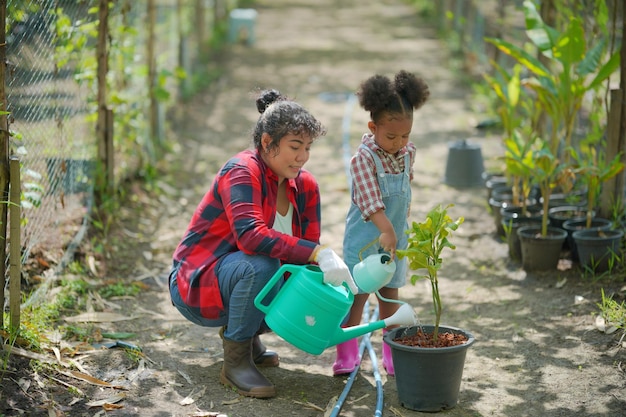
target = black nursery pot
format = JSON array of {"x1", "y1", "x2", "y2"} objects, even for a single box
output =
[
  {"x1": 517, "y1": 225, "x2": 567, "y2": 271},
  {"x1": 383, "y1": 325, "x2": 475, "y2": 412},
  {"x1": 562, "y1": 218, "x2": 614, "y2": 261},
  {"x1": 547, "y1": 205, "x2": 593, "y2": 230},
  {"x1": 572, "y1": 229, "x2": 624, "y2": 273},
  {"x1": 490, "y1": 198, "x2": 538, "y2": 237},
  {"x1": 502, "y1": 215, "x2": 542, "y2": 262}
]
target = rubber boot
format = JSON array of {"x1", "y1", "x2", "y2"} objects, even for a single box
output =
[
  {"x1": 219, "y1": 326, "x2": 279, "y2": 367},
  {"x1": 252, "y1": 334, "x2": 279, "y2": 367},
  {"x1": 382, "y1": 329, "x2": 395, "y2": 376},
  {"x1": 332, "y1": 338, "x2": 360, "y2": 376},
  {"x1": 220, "y1": 337, "x2": 276, "y2": 398}
]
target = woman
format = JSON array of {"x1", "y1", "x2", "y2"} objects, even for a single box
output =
[{"x1": 169, "y1": 89, "x2": 357, "y2": 399}]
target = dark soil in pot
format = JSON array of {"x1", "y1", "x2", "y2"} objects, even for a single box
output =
[{"x1": 392, "y1": 327, "x2": 469, "y2": 348}]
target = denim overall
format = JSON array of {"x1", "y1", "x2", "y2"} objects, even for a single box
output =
[{"x1": 343, "y1": 144, "x2": 411, "y2": 291}]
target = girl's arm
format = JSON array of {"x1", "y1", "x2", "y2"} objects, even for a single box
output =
[{"x1": 369, "y1": 209, "x2": 397, "y2": 259}]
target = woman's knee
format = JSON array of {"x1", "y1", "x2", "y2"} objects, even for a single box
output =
[{"x1": 254, "y1": 255, "x2": 281, "y2": 277}]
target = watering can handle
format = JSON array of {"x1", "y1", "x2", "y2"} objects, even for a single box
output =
[
  {"x1": 359, "y1": 237, "x2": 381, "y2": 261},
  {"x1": 254, "y1": 263, "x2": 301, "y2": 314}
]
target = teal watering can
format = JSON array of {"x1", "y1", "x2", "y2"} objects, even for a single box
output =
[
  {"x1": 254, "y1": 263, "x2": 418, "y2": 355},
  {"x1": 352, "y1": 238, "x2": 397, "y2": 293}
]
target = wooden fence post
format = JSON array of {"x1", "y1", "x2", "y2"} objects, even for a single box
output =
[
  {"x1": 95, "y1": 0, "x2": 111, "y2": 209},
  {"x1": 0, "y1": 0, "x2": 8, "y2": 330},
  {"x1": 600, "y1": 89, "x2": 623, "y2": 219},
  {"x1": 9, "y1": 156, "x2": 20, "y2": 331}
]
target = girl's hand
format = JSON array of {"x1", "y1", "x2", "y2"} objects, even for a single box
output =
[{"x1": 379, "y1": 231, "x2": 397, "y2": 259}]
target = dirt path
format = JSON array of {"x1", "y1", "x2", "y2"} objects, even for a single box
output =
[{"x1": 3, "y1": 0, "x2": 626, "y2": 416}]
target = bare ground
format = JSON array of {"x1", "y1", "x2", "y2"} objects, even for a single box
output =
[{"x1": 2, "y1": 0, "x2": 626, "y2": 416}]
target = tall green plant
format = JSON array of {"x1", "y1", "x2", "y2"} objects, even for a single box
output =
[
  {"x1": 502, "y1": 130, "x2": 537, "y2": 213},
  {"x1": 483, "y1": 64, "x2": 526, "y2": 206},
  {"x1": 570, "y1": 146, "x2": 625, "y2": 227},
  {"x1": 482, "y1": 63, "x2": 524, "y2": 141},
  {"x1": 532, "y1": 141, "x2": 575, "y2": 236},
  {"x1": 397, "y1": 204, "x2": 464, "y2": 341},
  {"x1": 485, "y1": 0, "x2": 619, "y2": 159}
]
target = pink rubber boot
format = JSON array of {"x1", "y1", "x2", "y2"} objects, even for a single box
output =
[
  {"x1": 332, "y1": 338, "x2": 360, "y2": 376},
  {"x1": 382, "y1": 330, "x2": 395, "y2": 376}
]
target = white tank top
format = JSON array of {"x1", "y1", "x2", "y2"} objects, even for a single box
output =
[{"x1": 273, "y1": 203, "x2": 293, "y2": 236}]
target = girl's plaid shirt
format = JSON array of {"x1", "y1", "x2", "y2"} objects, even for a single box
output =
[{"x1": 350, "y1": 133, "x2": 415, "y2": 220}]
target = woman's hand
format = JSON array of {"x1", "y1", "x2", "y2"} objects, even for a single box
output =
[{"x1": 315, "y1": 247, "x2": 359, "y2": 294}]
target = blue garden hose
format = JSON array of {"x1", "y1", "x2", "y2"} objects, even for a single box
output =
[
  {"x1": 363, "y1": 306, "x2": 385, "y2": 417},
  {"x1": 329, "y1": 301, "x2": 383, "y2": 417}
]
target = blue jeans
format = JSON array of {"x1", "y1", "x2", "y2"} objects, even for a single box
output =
[{"x1": 170, "y1": 252, "x2": 282, "y2": 342}]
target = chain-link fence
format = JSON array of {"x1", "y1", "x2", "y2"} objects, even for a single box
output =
[{"x1": 2, "y1": 0, "x2": 224, "y2": 319}]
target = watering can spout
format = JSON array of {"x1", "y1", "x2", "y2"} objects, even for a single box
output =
[
  {"x1": 383, "y1": 303, "x2": 419, "y2": 327},
  {"x1": 331, "y1": 321, "x2": 387, "y2": 345},
  {"x1": 330, "y1": 303, "x2": 418, "y2": 346}
]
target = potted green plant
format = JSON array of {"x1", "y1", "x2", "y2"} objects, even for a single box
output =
[
  {"x1": 383, "y1": 204, "x2": 475, "y2": 412},
  {"x1": 516, "y1": 140, "x2": 575, "y2": 271},
  {"x1": 483, "y1": 61, "x2": 542, "y2": 212},
  {"x1": 570, "y1": 146, "x2": 624, "y2": 228},
  {"x1": 571, "y1": 228, "x2": 624, "y2": 274},
  {"x1": 500, "y1": 130, "x2": 543, "y2": 260},
  {"x1": 562, "y1": 145, "x2": 625, "y2": 264}
]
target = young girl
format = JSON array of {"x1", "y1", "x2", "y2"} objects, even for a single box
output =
[
  {"x1": 169, "y1": 89, "x2": 358, "y2": 398},
  {"x1": 334, "y1": 70, "x2": 430, "y2": 376}
]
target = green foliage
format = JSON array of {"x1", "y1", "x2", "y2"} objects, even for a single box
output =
[
  {"x1": 532, "y1": 141, "x2": 576, "y2": 235},
  {"x1": 1, "y1": 275, "x2": 100, "y2": 355},
  {"x1": 405, "y1": 0, "x2": 436, "y2": 18},
  {"x1": 579, "y1": 247, "x2": 622, "y2": 281},
  {"x1": 502, "y1": 130, "x2": 536, "y2": 209},
  {"x1": 1, "y1": 304, "x2": 56, "y2": 353},
  {"x1": 597, "y1": 289, "x2": 626, "y2": 333},
  {"x1": 98, "y1": 281, "x2": 142, "y2": 299},
  {"x1": 57, "y1": 277, "x2": 90, "y2": 310},
  {"x1": 480, "y1": 0, "x2": 619, "y2": 228},
  {"x1": 482, "y1": 63, "x2": 524, "y2": 139},
  {"x1": 397, "y1": 204, "x2": 464, "y2": 340},
  {"x1": 485, "y1": 0, "x2": 618, "y2": 159},
  {"x1": 63, "y1": 324, "x2": 96, "y2": 343},
  {"x1": 54, "y1": 3, "x2": 185, "y2": 190},
  {"x1": 569, "y1": 145, "x2": 625, "y2": 227}
]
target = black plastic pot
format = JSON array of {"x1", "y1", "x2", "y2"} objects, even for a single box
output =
[
  {"x1": 562, "y1": 218, "x2": 614, "y2": 261},
  {"x1": 547, "y1": 205, "x2": 593, "y2": 230},
  {"x1": 572, "y1": 229, "x2": 624, "y2": 273},
  {"x1": 485, "y1": 175, "x2": 508, "y2": 201},
  {"x1": 539, "y1": 186, "x2": 588, "y2": 208},
  {"x1": 384, "y1": 325, "x2": 475, "y2": 412},
  {"x1": 443, "y1": 139, "x2": 485, "y2": 188},
  {"x1": 502, "y1": 215, "x2": 542, "y2": 262},
  {"x1": 490, "y1": 198, "x2": 538, "y2": 237},
  {"x1": 517, "y1": 225, "x2": 567, "y2": 271}
]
